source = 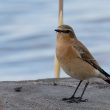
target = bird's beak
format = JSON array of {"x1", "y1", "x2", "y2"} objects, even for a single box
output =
[{"x1": 55, "y1": 29, "x2": 60, "y2": 32}]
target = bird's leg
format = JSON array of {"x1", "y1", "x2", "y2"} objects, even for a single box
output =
[
  {"x1": 62, "y1": 80, "x2": 82, "y2": 101},
  {"x1": 67, "y1": 81, "x2": 89, "y2": 103},
  {"x1": 80, "y1": 81, "x2": 89, "y2": 99}
]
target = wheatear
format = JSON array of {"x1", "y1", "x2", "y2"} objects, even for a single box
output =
[{"x1": 55, "y1": 25, "x2": 110, "y2": 103}]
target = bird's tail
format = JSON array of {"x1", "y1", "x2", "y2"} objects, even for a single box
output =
[{"x1": 104, "y1": 78, "x2": 110, "y2": 84}]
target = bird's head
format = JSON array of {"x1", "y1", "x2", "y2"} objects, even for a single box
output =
[{"x1": 55, "y1": 25, "x2": 76, "y2": 39}]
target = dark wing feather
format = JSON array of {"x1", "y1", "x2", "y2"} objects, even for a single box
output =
[{"x1": 72, "y1": 39, "x2": 110, "y2": 78}]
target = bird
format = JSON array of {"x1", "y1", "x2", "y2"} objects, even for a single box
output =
[{"x1": 55, "y1": 24, "x2": 110, "y2": 103}]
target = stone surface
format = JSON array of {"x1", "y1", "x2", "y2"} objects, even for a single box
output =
[{"x1": 0, "y1": 78, "x2": 110, "y2": 110}]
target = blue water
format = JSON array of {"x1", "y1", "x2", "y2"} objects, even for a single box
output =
[{"x1": 0, "y1": 0, "x2": 110, "y2": 81}]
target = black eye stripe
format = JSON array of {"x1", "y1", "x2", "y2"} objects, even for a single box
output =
[
  {"x1": 62, "y1": 30, "x2": 70, "y2": 33},
  {"x1": 59, "y1": 30, "x2": 70, "y2": 33},
  {"x1": 55, "y1": 29, "x2": 71, "y2": 33}
]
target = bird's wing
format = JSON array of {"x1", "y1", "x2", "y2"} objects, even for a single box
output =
[{"x1": 72, "y1": 39, "x2": 110, "y2": 78}]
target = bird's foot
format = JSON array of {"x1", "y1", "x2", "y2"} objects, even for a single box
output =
[{"x1": 62, "y1": 97, "x2": 88, "y2": 103}]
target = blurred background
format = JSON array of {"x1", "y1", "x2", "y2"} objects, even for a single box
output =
[{"x1": 0, "y1": 0, "x2": 110, "y2": 81}]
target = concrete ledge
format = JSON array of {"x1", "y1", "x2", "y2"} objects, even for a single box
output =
[{"x1": 0, "y1": 78, "x2": 110, "y2": 110}]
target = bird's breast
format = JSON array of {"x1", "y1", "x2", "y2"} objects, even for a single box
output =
[
  {"x1": 56, "y1": 42, "x2": 79, "y2": 78},
  {"x1": 56, "y1": 42, "x2": 78, "y2": 62}
]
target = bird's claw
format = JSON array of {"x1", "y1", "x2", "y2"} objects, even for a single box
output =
[{"x1": 62, "y1": 97, "x2": 88, "y2": 103}]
